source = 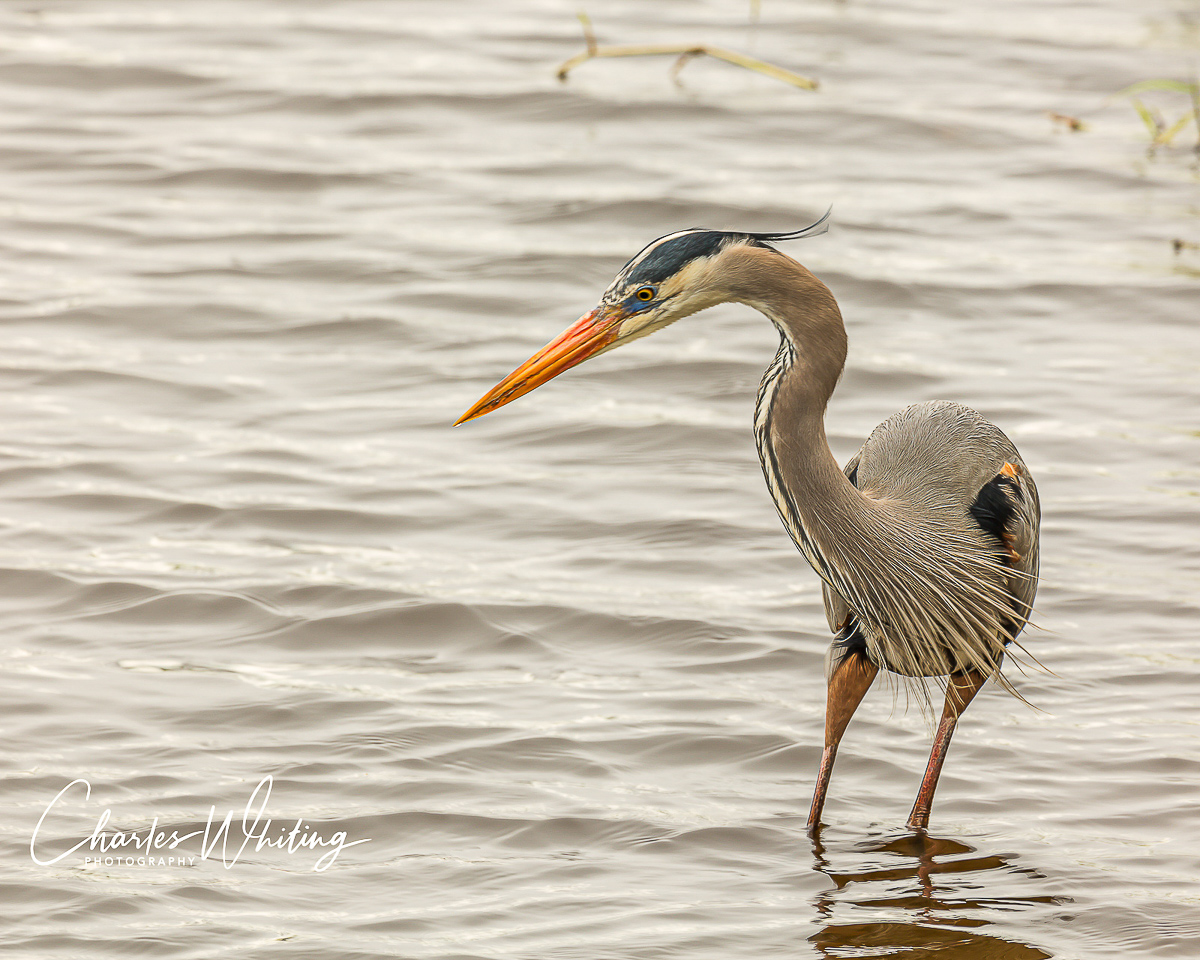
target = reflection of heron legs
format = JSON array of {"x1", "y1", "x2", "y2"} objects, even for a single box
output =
[
  {"x1": 808, "y1": 652, "x2": 877, "y2": 832},
  {"x1": 907, "y1": 670, "x2": 989, "y2": 830}
]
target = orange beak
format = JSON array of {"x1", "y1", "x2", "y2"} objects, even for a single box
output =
[{"x1": 455, "y1": 307, "x2": 624, "y2": 425}]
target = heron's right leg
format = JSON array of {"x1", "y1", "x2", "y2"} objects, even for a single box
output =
[
  {"x1": 807, "y1": 650, "x2": 877, "y2": 833},
  {"x1": 906, "y1": 669, "x2": 988, "y2": 831}
]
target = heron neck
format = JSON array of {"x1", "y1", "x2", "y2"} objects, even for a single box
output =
[
  {"x1": 722, "y1": 245, "x2": 1015, "y2": 680},
  {"x1": 725, "y1": 247, "x2": 876, "y2": 567},
  {"x1": 727, "y1": 248, "x2": 851, "y2": 490},
  {"x1": 718, "y1": 245, "x2": 847, "y2": 410},
  {"x1": 766, "y1": 342, "x2": 863, "y2": 525}
]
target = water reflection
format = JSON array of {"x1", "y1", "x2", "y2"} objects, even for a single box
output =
[
  {"x1": 808, "y1": 831, "x2": 1062, "y2": 959},
  {"x1": 810, "y1": 923, "x2": 1051, "y2": 959}
]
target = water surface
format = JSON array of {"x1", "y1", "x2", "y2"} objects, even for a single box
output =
[{"x1": 0, "y1": 2, "x2": 1197, "y2": 957}]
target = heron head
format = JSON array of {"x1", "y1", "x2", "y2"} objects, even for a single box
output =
[{"x1": 455, "y1": 212, "x2": 830, "y2": 425}]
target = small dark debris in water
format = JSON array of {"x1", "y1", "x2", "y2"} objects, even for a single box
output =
[
  {"x1": 1047, "y1": 111, "x2": 1086, "y2": 132},
  {"x1": 1172, "y1": 238, "x2": 1199, "y2": 255},
  {"x1": 556, "y1": 12, "x2": 818, "y2": 91}
]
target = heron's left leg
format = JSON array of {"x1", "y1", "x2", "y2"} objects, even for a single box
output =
[
  {"x1": 906, "y1": 669, "x2": 989, "y2": 830},
  {"x1": 808, "y1": 651, "x2": 877, "y2": 833}
]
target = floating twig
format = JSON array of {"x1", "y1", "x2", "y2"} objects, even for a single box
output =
[
  {"x1": 579, "y1": 10, "x2": 598, "y2": 56},
  {"x1": 557, "y1": 13, "x2": 818, "y2": 91},
  {"x1": 1046, "y1": 111, "x2": 1086, "y2": 132}
]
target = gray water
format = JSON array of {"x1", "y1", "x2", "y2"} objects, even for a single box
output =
[{"x1": 1, "y1": 1, "x2": 1198, "y2": 957}]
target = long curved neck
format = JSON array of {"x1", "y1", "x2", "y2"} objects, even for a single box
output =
[
  {"x1": 707, "y1": 244, "x2": 1015, "y2": 680},
  {"x1": 705, "y1": 240, "x2": 912, "y2": 619},
  {"x1": 716, "y1": 245, "x2": 847, "y2": 402},
  {"x1": 716, "y1": 245, "x2": 857, "y2": 509}
]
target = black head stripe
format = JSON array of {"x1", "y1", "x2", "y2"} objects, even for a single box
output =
[
  {"x1": 605, "y1": 210, "x2": 832, "y2": 298},
  {"x1": 616, "y1": 230, "x2": 729, "y2": 289}
]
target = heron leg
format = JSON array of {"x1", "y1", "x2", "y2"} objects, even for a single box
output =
[
  {"x1": 808, "y1": 651, "x2": 877, "y2": 833},
  {"x1": 906, "y1": 669, "x2": 989, "y2": 831}
]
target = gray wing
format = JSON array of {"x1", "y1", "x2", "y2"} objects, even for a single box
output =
[{"x1": 823, "y1": 401, "x2": 1041, "y2": 654}]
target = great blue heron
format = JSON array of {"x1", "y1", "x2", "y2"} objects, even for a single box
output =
[{"x1": 456, "y1": 213, "x2": 1040, "y2": 832}]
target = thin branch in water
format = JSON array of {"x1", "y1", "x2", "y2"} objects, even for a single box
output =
[
  {"x1": 557, "y1": 18, "x2": 818, "y2": 91},
  {"x1": 576, "y1": 10, "x2": 597, "y2": 56},
  {"x1": 668, "y1": 50, "x2": 703, "y2": 85}
]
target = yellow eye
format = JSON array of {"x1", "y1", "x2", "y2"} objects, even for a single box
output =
[{"x1": 635, "y1": 287, "x2": 655, "y2": 302}]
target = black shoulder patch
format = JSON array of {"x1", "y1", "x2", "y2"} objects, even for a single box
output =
[
  {"x1": 846, "y1": 463, "x2": 859, "y2": 487},
  {"x1": 969, "y1": 474, "x2": 1018, "y2": 548},
  {"x1": 622, "y1": 231, "x2": 730, "y2": 286}
]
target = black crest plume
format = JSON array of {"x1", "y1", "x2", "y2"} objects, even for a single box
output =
[{"x1": 744, "y1": 207, "x2": 832, "y2": 245}]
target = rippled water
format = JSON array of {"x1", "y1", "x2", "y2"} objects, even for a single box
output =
[{"x1": 1, "y1": 1, "x2": 1197, "y2": 957}]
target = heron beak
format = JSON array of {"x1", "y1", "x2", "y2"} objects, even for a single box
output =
[{"x1": 455, "y1": 306, "x2": 623, "y2": 424}]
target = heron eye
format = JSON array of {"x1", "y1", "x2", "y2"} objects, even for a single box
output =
[{"x1": 635, "y1": 286, "x2": 655, "y2": 302}]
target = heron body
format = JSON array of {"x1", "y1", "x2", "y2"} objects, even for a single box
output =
[{"x1": 458, "y1": 214, "x2": 1041, "y2": 832}]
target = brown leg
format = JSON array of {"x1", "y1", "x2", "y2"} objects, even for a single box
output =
[
  {"x1": 808, "y1": 651, "x2": 878, "y2": 833},
  {"x1": 906, "y1": 670, "x2": 989, "y2": 831}
]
